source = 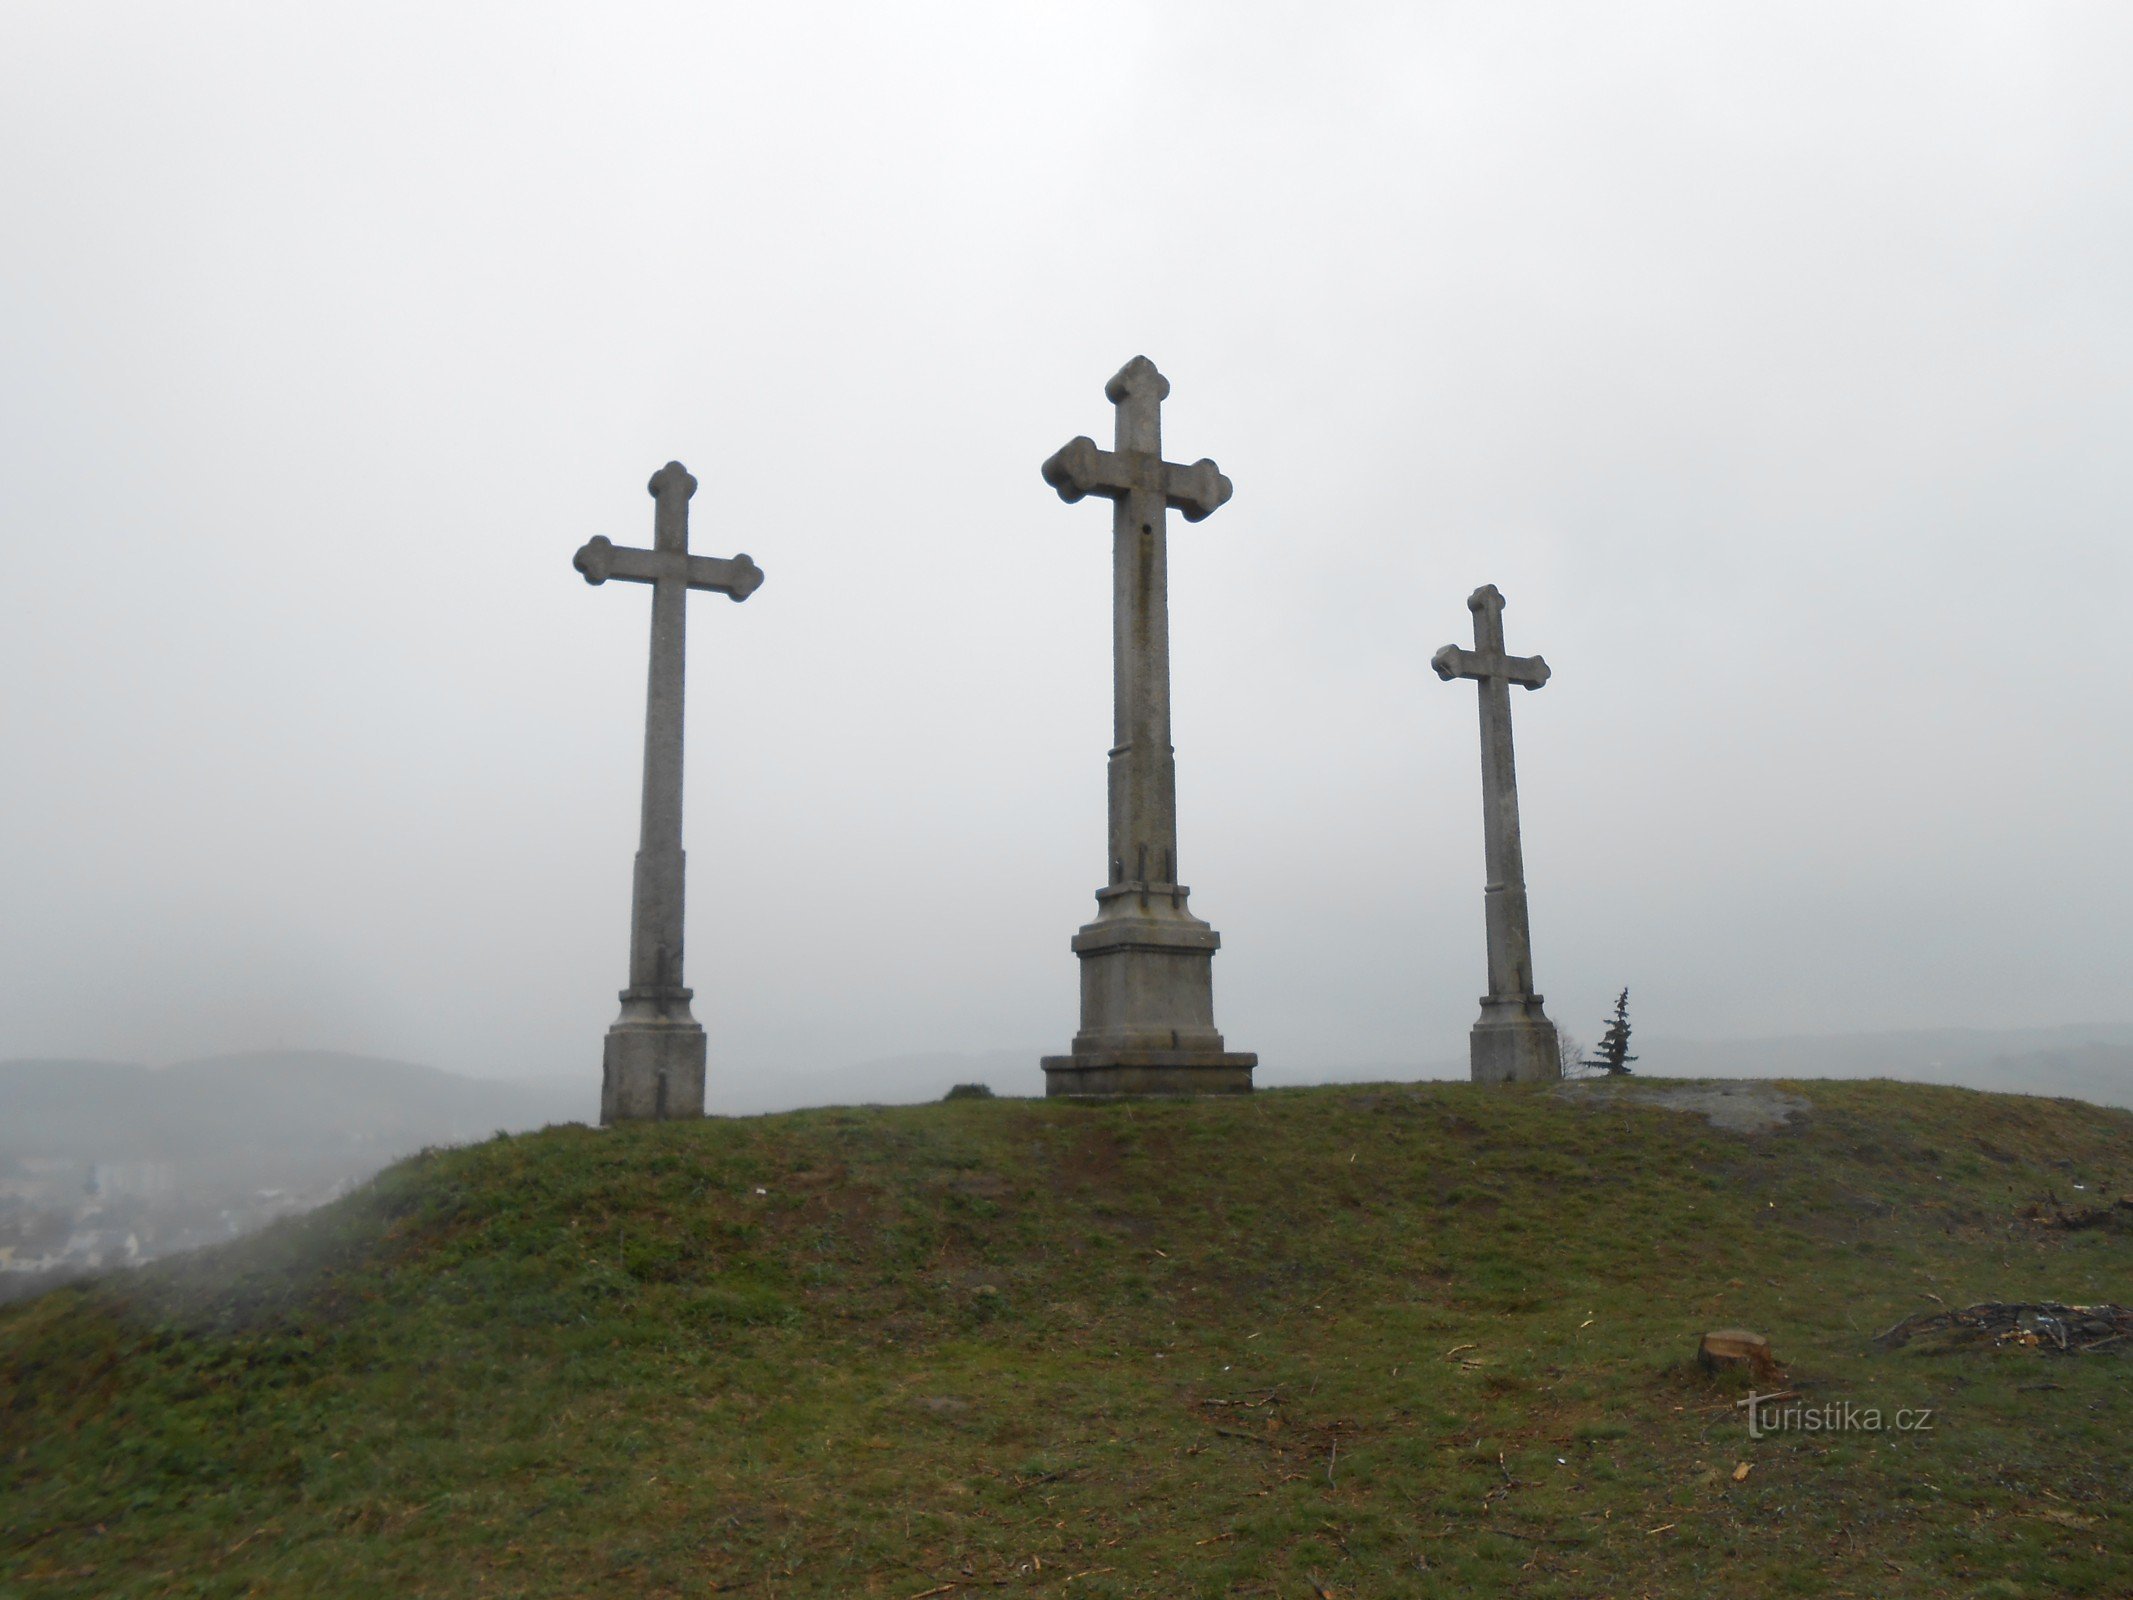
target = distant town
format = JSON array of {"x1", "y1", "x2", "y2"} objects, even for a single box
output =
[
  {"x1": 0, "y1": 1051, "x2": 585, "y2": 1303},
  {"x1": 0, "y1": 1154, "x2": 360, "y2": 1299}
]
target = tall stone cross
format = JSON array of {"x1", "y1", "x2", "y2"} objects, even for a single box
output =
[
  {"x1": 1037, "y1": 356, "x2": 1256, "y2": 1096},
  {"x1": 574, "y1": 461, "x2": 762, "y2": 1123},
  {"x1": 1433, "y1": 584, "x2": 1561, "y2": 1083}
]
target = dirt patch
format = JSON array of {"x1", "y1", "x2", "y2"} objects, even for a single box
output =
[
  {"x1": 908, "y1": 1394, "x2": 972, "y2": 1416},
  {"x1": 1552, "y1": 1079, "x2": 1812, "y2": 1134},
  {"x1": 1876, "y1": 1301, "x2": 2133, "y2": 1354}
]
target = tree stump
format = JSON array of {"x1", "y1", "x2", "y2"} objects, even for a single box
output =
[{"x1": 1698, "y1": 1328, "x2": 1782, "y2": 1381}]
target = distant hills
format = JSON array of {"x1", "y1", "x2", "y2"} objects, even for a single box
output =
[
  {"x1": 1628, "y1": 1024, "x2": 2133, "y2": 1109},
  {"x1": 0, "y1": 1051, "x2": 587, "y2": 1185},
  {"x1": 6, "y1": 1027, "x2": 2127, "y2": 1164}
]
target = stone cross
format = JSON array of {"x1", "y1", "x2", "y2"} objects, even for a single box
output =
[
  {"x1": 574, "y1": 461, "x2": 762, "y2": 1123},
  {"x1": 1037, "y1": 357, "x2": 1255, "y2": 1096},
  {"x1": 1433, "y1": 584, "x2": 1561, "y2": 1083}
]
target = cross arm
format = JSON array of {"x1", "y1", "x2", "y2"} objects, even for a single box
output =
[
  {"x1": 1164, "y1": 457, "x2": 1232, "y2": 522},
  {"x1": 685, "y1": 551, "x2": 763, "y2": 600},
  {"x1": 1432, "y1": 645, "x2": 1550, "y2": 689},
  {"x1": 574, "y1": 536, "x2": 650, "y2": 585},
  {"x1": 1040, "y1": 437, "x2": 1234, "y2": 521},
  {"x1": 574, "y1": 537, "x2": 764, "y2": 600},
  {"x1": 1041, "y1": 436, "x2": 1134, "y2": 503}
]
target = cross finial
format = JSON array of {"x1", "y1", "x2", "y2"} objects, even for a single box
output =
[
  {"x1": 1039, "y1": 358, "x2": 1233, "y2": 522},
  {"x1": 574, "y1": 458, "x2": 762, "y2": 599},
  {"x1": 1434, "y1": 584, "x2": 1549, "y2": 690},
  {"x1": 1104, "y1": 354, "x2": 1170, "y2": 405},
  {"x1": 648, "y1": 461, "x2": 698, "y2": 501},
  {"x1": 646, "y1": 461, "x2": 696, "y2": 556},
  {"x1": 1468, "y1": 583, "x2": 1509, "y2": 659}
]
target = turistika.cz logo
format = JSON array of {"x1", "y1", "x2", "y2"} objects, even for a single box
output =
[{"x1": 1739, "y1": 1392, "x2": 1936, "y2": 1439}]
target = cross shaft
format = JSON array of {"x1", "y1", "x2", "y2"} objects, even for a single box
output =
[{"x1": 1041, "y1": 356, "x2": 1232, "y2": 893}]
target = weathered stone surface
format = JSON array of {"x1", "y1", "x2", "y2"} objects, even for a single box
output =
[
  {"x1": 1469, "y1": 999, "x2": 1561, "y2": 1085},
  {"x1": 1434, "y1": 584, "x2": 1560, "y2": 1084},
  {"x1": 601, "y1": 1022, "x2": 706, "y2": 1123},
  {"x1": 575, "y1": 462, "x2": 760, "y2": 1124},
  {"x1": 1039, "y1": 358, "x2": 1253, "y2": 1097},
  {"x1": 1038, "y1": 1054, "x2": 1257, "y2": 1097}
]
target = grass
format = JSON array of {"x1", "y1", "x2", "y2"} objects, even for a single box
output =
[{"x1": 3, "y1": 1077, "x2": 2131, "y2": 1598}]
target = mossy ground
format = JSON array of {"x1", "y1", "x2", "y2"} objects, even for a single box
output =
[{"x1": 4, "y1": 1079, "x2": 2130, "y2": 1598}]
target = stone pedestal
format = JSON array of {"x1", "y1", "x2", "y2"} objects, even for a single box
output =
[
  {"x1": 1468, "y1": 995, "x2": 1560, "y2": 1085},
  {"x1": 601, "y1": 1001, "x2": 708, "y2": 1122},
  {"x1": 1042, "y1": 884, "x2": 1256, "y2": 1096}
]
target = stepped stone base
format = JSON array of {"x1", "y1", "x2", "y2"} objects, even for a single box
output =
[
  {"x1": 1469, "y1": 995, "x2": 1561, "y2": 1084},
  {"x1": 1044, "y1": 884, "x2": 1254, "y2": 1097},
  {"x1": 1042, "y1": 1050, "x2": 1258, "y2": 1097},
  {"x1": 601, "y1": 1021, "x2": 707, "y2": 1123}
]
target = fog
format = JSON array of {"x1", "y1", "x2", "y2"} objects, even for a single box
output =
[{"x1": 4, "y1": 3, "x2": 2129, "y2": 1106}]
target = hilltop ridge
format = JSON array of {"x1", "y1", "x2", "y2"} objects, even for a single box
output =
[{"x1": 4, "y1": 1078, "x2": 2131, "y2": 1597}]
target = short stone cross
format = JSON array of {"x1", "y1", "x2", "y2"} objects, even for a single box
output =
[
  {"x1": 574, "y1": 461, "x2": 762, "y2": 1123},
  {"x1": 1037, "y1": 356, "x2": 1255, "y2": 1096},
  {"x1": 1433, "y1": 584, "x2": 1561, "y2": 1083}
]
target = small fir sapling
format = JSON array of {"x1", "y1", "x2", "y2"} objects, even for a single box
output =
[{"x1": 1582, "y1": 988, "x2": 1639, "y2": 1076}]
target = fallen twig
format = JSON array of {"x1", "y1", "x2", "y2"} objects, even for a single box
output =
[
  {"x1": 1494, "y1": 1523, "x2": 1588, "y2": 1547},
  {"x1": 1200, "y1": 1390, "x2": 1282, "y2": 1410}
]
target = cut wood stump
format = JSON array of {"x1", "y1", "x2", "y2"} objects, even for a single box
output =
[{"x1": 1698, "y1": 1328, "x2": 1783, "y2": 1381}]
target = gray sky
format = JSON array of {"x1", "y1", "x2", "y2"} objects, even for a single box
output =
[{"x1": 3, "y1": 2, "x2": 2128, "y2": 1096}]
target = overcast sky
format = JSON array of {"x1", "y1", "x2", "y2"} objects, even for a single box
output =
[{"x1": 3, "y1": 2, "x2": 2128, "y2": 1100}]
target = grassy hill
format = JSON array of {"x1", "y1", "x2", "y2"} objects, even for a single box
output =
[{"x1": 4, "y1": 1079, "x2": 2130, "y2": 1598}]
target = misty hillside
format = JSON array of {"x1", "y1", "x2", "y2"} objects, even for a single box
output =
[
  {"x1": 0, "y1": 1053, "x2": 589, "y2": 1294},
  {"x1": 0, "y1": 1051, "x2": 587, "y2": 1167},
  {"x1": 4, "y1": 1078, "x2": 2130, "y2": 1597},
  {"x1": 1636, "y1": 1026, "x2": 2133, "y2": 1110}
]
